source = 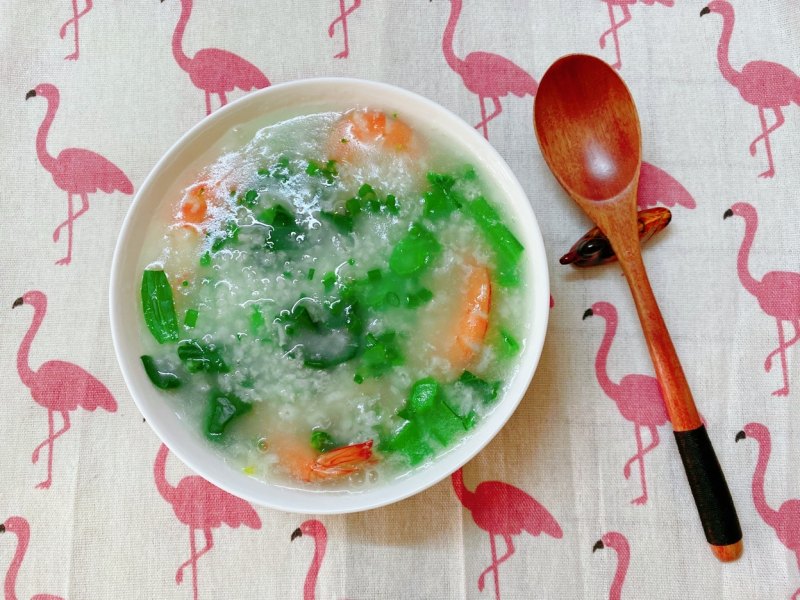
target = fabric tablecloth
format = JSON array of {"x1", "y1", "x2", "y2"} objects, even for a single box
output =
[{"x1": 2, "y1": 1, "x2": 799, "y2": 598}]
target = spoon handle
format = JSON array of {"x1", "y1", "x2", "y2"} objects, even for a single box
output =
[{"x1": 620, "y1": 248, "x2": 743, "y2": 561}]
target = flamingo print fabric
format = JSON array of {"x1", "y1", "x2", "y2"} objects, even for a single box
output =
[{"x1": 0, "y1": 1, "x2": 798, "y2": 598}]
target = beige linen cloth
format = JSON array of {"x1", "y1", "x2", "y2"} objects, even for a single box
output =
[{"x1": 1, "y1": 1, "x2": 799, "y2": 598}]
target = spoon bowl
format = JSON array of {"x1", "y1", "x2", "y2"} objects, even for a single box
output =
[{"x1": 534, "y1": 54, "x2": 641, "y2": 202}]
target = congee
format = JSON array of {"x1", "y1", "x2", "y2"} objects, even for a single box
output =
[{"x1": 138, "y1": 108, "x2": 528, "y2": 489}]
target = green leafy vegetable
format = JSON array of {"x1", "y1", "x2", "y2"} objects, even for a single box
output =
[
  {"x1": 389, "y1": 223, "x2": 441, "y2": 277},
  {"x1": 258, "y1": 204, "x2": 304, "y2": 252},
  {"x1": 423, "y1": 172, "x2": 461, "y2": 220},
  {"x1": 184, "y1": 309, "x2": 198, "y2": 328},
  {"x1": 277, "y1": 297, "x2": 363, "y2": 369},
  {"x1": 177, "y1": 340, "x2": 229, "y2": 373},
  {"x1": 311, "y1": 430, "x2": 336, "y2": 452},
  {"x1": 379, "y1": 420, "x2": 433, "y2": 466},
  {"x1": 211, "y1": 220, "x2": 240, "y2": 252},
  {"x1": 498, "y1": 328, "x2": 520, "y2": 358},
  {"x1": 204, "y1": 392, "x2": 252, "y2": 441},
  {"x1": 140, "y1": 355, "x2": 181, "y2": 389},
  {"x1": 141, "y1": 270, "x2": 180, "y2": 344},
  {"x1": 239, "y1": 189, "x2": 259, "y2": 208},
  {"x1": 320, "y1": 211, "x2": 354, "y2": 234},
  {"x1": 463, "y1": 197, "x2": 524, "y2": 286},
  {"x1": 356, "y1": 331, "x2": 404, "y2": 379},
  {"x1": 456, "y1": 370, "x2": 500, "y2": 404},
  {"x1": 249, "y1": 305, "x2": 265, "y2": 335}
]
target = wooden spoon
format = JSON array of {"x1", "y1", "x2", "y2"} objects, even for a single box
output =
[{"x1": 533, "y1": 54, "x2": 743, "y2": 562}]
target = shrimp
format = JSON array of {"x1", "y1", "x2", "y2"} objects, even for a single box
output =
[
  {"x1": 269, "y1": 433, "x2": 374, "y2": 483},
  {"x1": 166, "y1": 179, "x2": 230, "y2": 288},
  {"x1": 328, "y1": 109, "x2": 422, "y2": 164},
  {"x1": 446, "y1": 264, "x2": 492, "y2": 374},
  {"x1": 178, "y1": 182, "x2": 209, "y2": 225}
]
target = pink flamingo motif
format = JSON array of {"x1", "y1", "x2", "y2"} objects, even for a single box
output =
[
  {"x1": 701, "y1": 1, "x2": 800, "y2": 178},
  {"x1": 725, "y1": 202, "x2": 800, "y2": 396},
  {"x1": 637, "y1": 162, "x2": 695, "y2": 210},
  {"x1": 59, "y1": 0, "x2": 93, "y2": 60},
  {"x1": 1, "y1": 517, "x2": 65, "y2": 600},
  {"x1": 584, "y1": 302, "x2": 670, "y2": 505},
  {"x1": 291, "y1": 520, "x2": 329, "y2": 600},
  {"x1": 736, "y1": 423, "x2": 800, "y2": 599},
  {"x1": 452, "y1": 467, "x2": 562, "y2": 600},
  {"x1": 441, "y1": 0, "x2": 538, "y2": 139},
  {"x1": 162, "y1": 0, "x2": 271, "y2": 115},
  {"x1": 593, "y1": 532, "x2": 630, "y2": 600},
  {"x1": 26, "y1": 83, "x2": 133, "y2": 266},
  {"x1": 154, "y1": 444, "x2": 262, "y2": 600},
  {"x1": 12, "y1": 291, "x2": 117, "y2": 490},
  {"x1": 329, "y1": 0, "x2": 361, "y2": 59},
  {"x1": 598, "y1": 0, "x2": 674, "y2": 70}
]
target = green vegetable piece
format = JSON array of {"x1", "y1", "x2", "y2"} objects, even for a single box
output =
[
  {"x1": 277, "y1": 297, "x2": 363, "y2": 369},
  {"x1": 200, "y1": 251, "x2": 211, "y2": 267},
  {"x1": 357, "y1": 331, "x2": 404, "y2": 379},
  {"x1": 464, "y1": 197, "x2": 524, "y2": 286},
  {"x1": 463, "y1": 165, "x2": 477, "y2": 180},
  {"x1": 427, "y1": 172, "x2": 456, "y2": 188},
  {"x1": 407, "y1": 377, "x2": 440, "y2": 413},
  {"x1": 498, "y1": 328, "x2": 520, "y2": 358},
  {"x1": 307, "y1": 268, "x2": 315, "y2": 281},
  {"x1": 306, "y1": 159, "x2": 337, "y2": 183},
  {"x1": 322, "y1": 271, "x2": 336, "y2": 292},
  {"x1": 181, "y1": 280, "x2": 189, "y2": 287},
  {"x1": 385, "y1": 194, "x2": 399, "y2": 215},
  {"x1": 177, "y1": 339, "x2": 229, "y2": 373},
  {"x1": 211, "y1": 220, "x2": 240, "y2": 252},
  {"x1": 354, "y1": 373, "x2": 364, "y2": 384},
  {"x1": 345, "y1": 197, "x2": 361, "y2": 216},
  {"x1": 257, "y1": 167, "x2": 269, "y2": 176},
  {"x1": 353, "y1": 270, "x2": 429, "y2": 312},
  {"x1": 204, "y1": 392, "x2": 252, "y2": 441},
  {"x1": 271, "y1": 156, "x2": 293, "y2": 182},
  {"x1": 423, "y1": 172, "x2": 461, "y2": 220},
  {"x1": 249, "y1": 305, "x2": 265, "y2": 334},
  {"x1": 406, "y1": 288, "x2": 433, "y2": 308},
  {"x1": 389, "y1": 223, "x2": 441, "y2": 277},
  {"x1": 140, "y1": 355, "x2": 181, "y2": 389},
  {"x1": 462, "y1": 409, "x2": 478, "y2": 430},
  {"x1": 184, "y1": 309, "x2": 199, "y2": 328},
  {"x1": 141, "y1": 270, "x2": 180, "y2": 344},
  {"x1": 320, "y1": 211, "x2": 353, "y2": 234},
  {"x1": 399, "y1": 377, "x2": 467, "y2": 446},
  {"x1": 310, "y1": 430, "x2": 336, "y2": 453},
  {"x1": 258, "y1": 205, "x2": 303, "y2": 252},
  {"x1": 358, "y1": 183, "x2": 377, "y2": 201},
  {"x1": 381, "y1": 420, "x2": 433, "y2": 466},
  {"x1": 419, "y1": 400, "x2": 465, "y2": 445},
  {"x1": 457, "y1": 370, "x2": 501, "y2": 404},
  {"x1": 242, "y1": 189, "x2": 258, "y2": 207}
]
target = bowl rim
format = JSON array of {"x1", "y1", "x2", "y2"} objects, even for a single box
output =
[{"x1": 110, "y1": 76, "x2": 550, "y2": 514}]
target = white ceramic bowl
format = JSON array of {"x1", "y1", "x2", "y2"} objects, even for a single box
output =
[{"x1": 110, "y1": 78, "x2": 549, "y2": 514}]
